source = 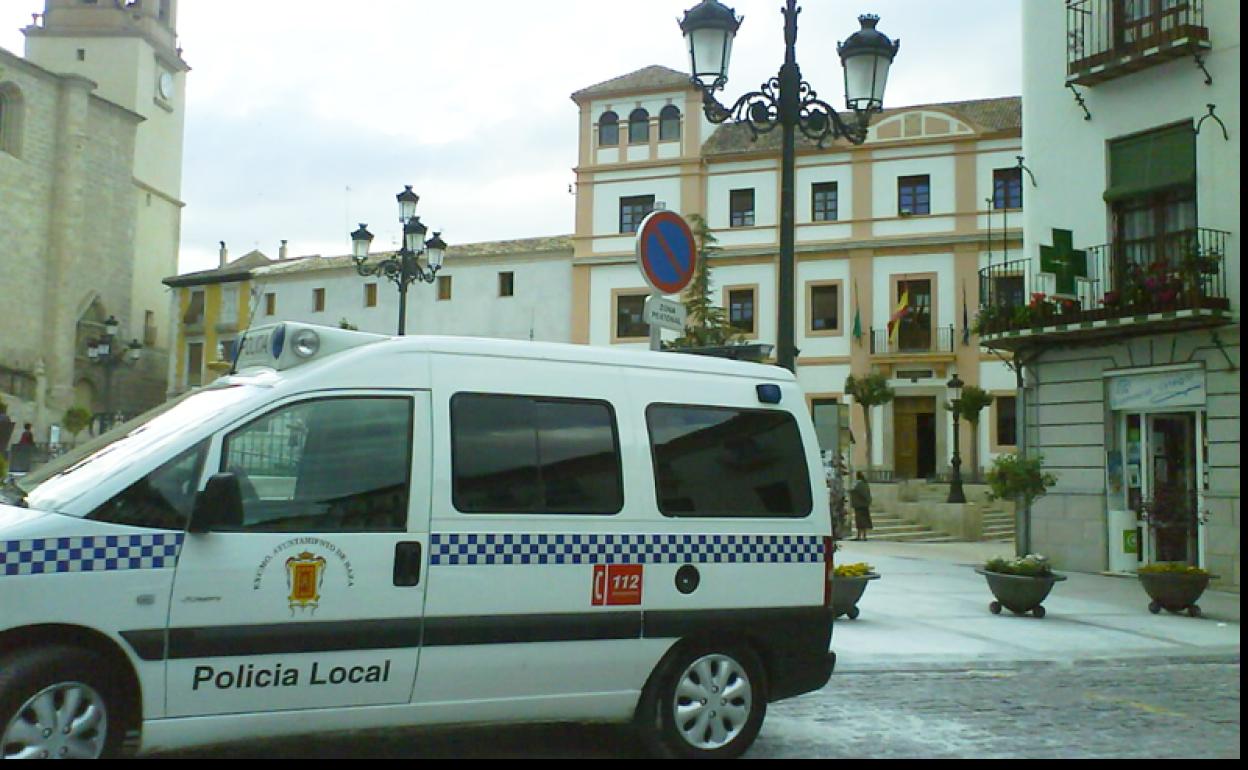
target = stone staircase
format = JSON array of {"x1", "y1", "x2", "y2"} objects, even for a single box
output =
[{"x1": 858, "y1": 480, "x2": 1017, "y2": 544}]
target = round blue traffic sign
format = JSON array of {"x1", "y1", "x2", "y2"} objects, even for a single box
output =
[{"x1": 635, "y1": 210, "x2": 697, "y2": 295}]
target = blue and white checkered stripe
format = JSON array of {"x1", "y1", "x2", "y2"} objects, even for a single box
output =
[
  {"x1": 1, "y1": 534, "x2": 184, "y2": 577},
  {"x1": 429, "y1": 533, "x2": 824, "y2": 567}
]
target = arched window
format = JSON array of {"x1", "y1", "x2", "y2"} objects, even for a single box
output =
[
  {"x1": 659, "y1": 105, "x2": 682, "y2": 142},
  {"x1": 629, "y1": 108, "x2": 650, "y2": 145},
  {"x1": 598, "y1": 111, "x2": 619, "y2": 147},
  {"x1": 0, "y1": 83, "x2": 23, "y2": 158}
]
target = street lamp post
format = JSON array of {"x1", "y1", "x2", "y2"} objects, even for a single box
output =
[
  {"x1": 86, "y1": 314, "x2": 143, "y2": 430},
  {"x1": 349, "y1": 185, "x2": 448, "y2": 336},
  {"x1": 947, "y1": 372, "x2": 968, "y2": 504},
  {"x1": 679, "y1": 0, "x2": 899, "y2": 372}
]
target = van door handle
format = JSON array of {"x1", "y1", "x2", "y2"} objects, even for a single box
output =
[{"x1": 393, "y1": 542, "x2": 422, "y2": 587}]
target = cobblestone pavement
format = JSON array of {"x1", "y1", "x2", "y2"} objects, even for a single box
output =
[{"x1": 158, "y1": 658, "x2": 1239, "y2": 759}]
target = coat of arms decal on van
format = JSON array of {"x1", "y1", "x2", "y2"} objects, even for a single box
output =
[{"x1": 285, "y1": 551, "x2": 327, "y2": 614}]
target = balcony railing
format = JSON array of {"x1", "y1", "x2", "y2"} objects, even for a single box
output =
[
  {"x1": 870, "y1": 325, "x2": 955, "y2": 356},
  {"x1": 976, "y1": 227, "x2": 1232, "y2": 345},
  {"x1": 1067, "y1": 0, "x2": 1211, "y2": 86}
]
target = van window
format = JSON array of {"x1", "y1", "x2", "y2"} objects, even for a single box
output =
[
  {"x1": 647, "y1": 404, "x2": 812, "y2": 518},
  {"x1": 451, "y1": 393, "x2": 623, "y2": 515},
  {"x1": 87, "y1": 440, "x2": 209, "y2": 530},
  {"x1": 219, "y1": 397, "x2": 413, "y2": 532}
]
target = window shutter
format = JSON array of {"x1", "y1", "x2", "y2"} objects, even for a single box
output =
[{"x1": 1104, "y1": 123, "x2": 1195, "y2": 202}]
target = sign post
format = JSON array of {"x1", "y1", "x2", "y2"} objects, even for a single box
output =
[{"x1": 635, "y1": 210, "x2": 698, "y2": 351}]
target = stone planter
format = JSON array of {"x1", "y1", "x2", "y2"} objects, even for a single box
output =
[
  {"x1": 975, "y1": 569, "x2": 1066, "y2": 619},
  {"x1": 1139, "y1": 570, "x2": 1217, "y2": 617},
  {"x1": 830, "y1": 573, "x2": 880, "y2": 620}
]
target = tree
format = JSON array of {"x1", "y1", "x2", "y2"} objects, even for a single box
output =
[
  {"x1": 63, "y1": 406, "x2": 93, "y2": 445},
  {"x1": 985, "y1": 453, "x2": 1056, "y2": 512},
  {"x1": 667, "y1": 213, "x2": 745, "y2": 350},
  {"x1": 844, "y1": 373, "x2": 895, "y2": 473},
  {"x1": 950, "y1": 385, "x2": 994, "y2": 481}
]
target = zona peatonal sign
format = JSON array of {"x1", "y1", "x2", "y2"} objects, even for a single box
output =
[{"x1": 635, "y1": 210, "x2": 698, "y2": 296}]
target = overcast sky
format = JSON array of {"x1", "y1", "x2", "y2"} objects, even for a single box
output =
[{"x1": 1, "y1": 1, "x2": 1021, "y2": 275}]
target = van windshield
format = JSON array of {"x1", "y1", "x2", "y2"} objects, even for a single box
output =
[{"x1": 5, "y1": 385, "x2": 257, "y2": 515}]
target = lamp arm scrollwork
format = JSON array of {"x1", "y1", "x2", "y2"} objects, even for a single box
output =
[{"x1": 698, "y1": 78, "x2": 869, "y2": 147}]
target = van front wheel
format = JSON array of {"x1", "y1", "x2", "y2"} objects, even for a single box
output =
[
  {"x1": 0, "y1": 647, "x2": 124, "y2": 759},
  {"x1": 637, "y1": 643, "x2": 767, "y2": 759}
]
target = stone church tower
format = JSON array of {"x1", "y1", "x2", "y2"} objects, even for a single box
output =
[{"x1": 5, "y1": 0, "x2": 188, "y2": 429}]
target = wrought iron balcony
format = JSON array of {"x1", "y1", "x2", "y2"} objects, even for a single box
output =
[
  {"x1": 976, "y1": 227, "x2": 1233, "y2": 350},
  {"x1": 1067, "y1": 0, "x2": 1212, "y2": 86},
  {"x1": 870, "y1": 325, "x2": 955, "y2": 357}
]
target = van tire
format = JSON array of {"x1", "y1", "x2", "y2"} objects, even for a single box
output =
[
  {"x1": 636, "y1": 642, "x2": 767, "y2": 759},
  {"x1": 0, "y1": 646, "x2": 126, "y2": 759}
]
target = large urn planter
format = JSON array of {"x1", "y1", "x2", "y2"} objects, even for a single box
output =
[
  {"x1": 831, "y1": 564, "x2": 879, "y2": 620},
  {"x1": 1138, "y1": 567, "x2": 1217, "y2": 618},
  {"x1": 976, "y1": 555, "x2": 1065, "y2": 619}
]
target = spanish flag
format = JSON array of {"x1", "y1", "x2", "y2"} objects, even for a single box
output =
[{"x1": 888, "y1": 289, "x2": 910, "y2": 347}]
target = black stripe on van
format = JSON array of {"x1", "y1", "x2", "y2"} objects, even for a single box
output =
[{"x1": 120, "y1": 607, "x2": 827, "y2": 662}]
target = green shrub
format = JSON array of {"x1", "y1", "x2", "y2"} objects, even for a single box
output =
[
  {"x1": 833, "y1": 562, "x2": 875, "y2": 578},
  {"x1": 983, "y1": 553, "x2": 1054, "y2": 577},
  {"x1": 1138, "y1": 563, "x2": 1210, "y2": 576}
]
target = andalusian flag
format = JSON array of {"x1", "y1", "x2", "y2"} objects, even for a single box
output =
[
  {"x1": 852, "y1": 282, "x2": 863, "y2": 345},
  {"x1": 887, "y1": 289, "x2": 910, "y2": 347}
]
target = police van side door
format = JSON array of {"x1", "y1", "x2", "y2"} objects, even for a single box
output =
[{"x1": 164, "y1": 391, "x2": 432, "y2": 718}]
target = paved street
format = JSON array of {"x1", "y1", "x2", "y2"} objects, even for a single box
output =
[{"x1": 160, "y1": 541, "x2": 1241, "y2": 759}]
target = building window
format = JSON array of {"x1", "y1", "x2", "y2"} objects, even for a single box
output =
[
  {"x1": 619, "y1": 195, "x2": 655, "y2": 234},
  {"x1": 730, "y1": 188, "x2": 755, "y2": 228},
  {"x1": 628, "y1": 108, "x2": 650, "y2": 144},
  {"x1": 808, "y1": 283, "x2": 841, "y2": 333},
  {"x1": 727, "y1": 287, "x2": 757, "y2": 335},
  {"x1": 659, "y1": 105, "x2": 681, "y2": 142},
  {"x1": 186, "y1": 342, "x2": 203, "y2": 388},
  {"x1": 614, "y1": 292, "x2": 649, "y2": 340},
  {"x1": 898, "y1": 175, "x2": 931, "y2": 216},
  {"x1": 437, "y1": 275, "x2": 452, "y2": 301},
  {"x1": 894, "y1": 278, "x2": 933, "y2": 351},
  {"x1": 265, "y1": 293, "x2": 276, "y2": 316},
  {"x1": 183, "y1": 290, "x2": 205, "y2": 325},
  {"x1": 995, "y1": 395, "x2": 1017, "y2": 448},
  {"x1": 144, "y1": 310, "x2": 158, "y2": 346},
  {"x1": 599, "y1": 111, "x2": 619, "y2": 147},
  {"x1": 363, "y1": 283, "x2": 377, "y2": 308},
  {"x1": 0, "y1": 83, "x2": 21, "y2": 157},
  {"x1": 499, "y1": 271, "x2": 515, "y2": 298},
  {"x1": 1107, "y1": 123, "x2": 1197, "y2": 276},
  {"x1": 993, "y1": 167, "x2": 1023, "y2": 210},
  {"x1": 312, "y1": 288, "x2": 325, "y2": 312},
  {"x1": 451, "y1": 394, "x2": 623, "y2": 515},
  {"x1": 812, "y1": 182, "x2": 839, "y2": 222}
]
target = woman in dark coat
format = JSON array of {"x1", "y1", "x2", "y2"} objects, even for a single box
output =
[{"x1": 849, "y1": 472, "x2": 873, "y2": 541}]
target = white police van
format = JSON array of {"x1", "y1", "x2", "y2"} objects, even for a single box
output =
[{"x1": 0, "y1": 323, "x2": 835, "y2": 759}]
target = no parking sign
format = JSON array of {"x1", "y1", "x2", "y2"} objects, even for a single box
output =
[{"x1": 635, "y1": 210, "x2": 697, "y2": 296}]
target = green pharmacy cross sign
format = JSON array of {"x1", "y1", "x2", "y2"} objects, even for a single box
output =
[{"x1": 1039, "y1": 228, "x2": 1089, "y2": 298}]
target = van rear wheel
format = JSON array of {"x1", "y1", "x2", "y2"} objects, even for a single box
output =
[
  {"x1": 0, "y1": 647, "x2": 123, "y2": 759},
  {"x1": 637, "y1": 643, "x2": 767, "y2": 759}
]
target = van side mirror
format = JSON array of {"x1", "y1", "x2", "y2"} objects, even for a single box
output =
[{"x1": 189, "y1": 473, "x2": 244, "y2": 533}]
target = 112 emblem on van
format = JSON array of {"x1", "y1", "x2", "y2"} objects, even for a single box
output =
[{"x1": 591, "y1": 564, "x2": 643, "y2": 606}]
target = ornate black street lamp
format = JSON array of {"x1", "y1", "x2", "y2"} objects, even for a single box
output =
[
  {"x1": 679, "y1": 0, "x2": 899, "y2": 371},
  {"x1": 86, "y1": 314, "x2": 143, "y2": 430},
  {"x1": 349, "y1": 185, "x2": 448, "y2": 336},
  {"x1": 947, "y1": 371, "x2": 967, "y2": 504}
]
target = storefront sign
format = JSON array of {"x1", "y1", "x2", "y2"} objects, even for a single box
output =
[{"x1": 1108, "y1": 368, "x2": 1205, "y2": 411}]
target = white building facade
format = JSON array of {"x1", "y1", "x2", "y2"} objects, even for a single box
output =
[
  {"x1": 571, "y1": 66, "x2": 1025, "y2": 481},
  {"x1": 989, "y1": 1, "x2": 1239, "y2": 587}
]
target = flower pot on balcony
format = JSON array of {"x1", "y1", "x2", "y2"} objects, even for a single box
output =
[
  {"x1": 1138, "y1": 567, "x2": 1216, "y2": 617},
  {"x1": 976, "y1": 567, "x2": 1067, "y2": 619},
  {"x1": 830, "y1": 572, "x2": 880, "y2": 620}
]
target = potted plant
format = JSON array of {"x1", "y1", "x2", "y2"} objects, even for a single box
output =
[
  {"x1": 1137, "y1": 563, "x2": 1217, "y2": 617},
  {"x1": 976, "y1": 554, "x2": 1066, "y2": 618},
  {"x1": 1136, "y1": 492, "x2": 1215, "y2": 617},
  {"x1": 830, "y1": 562, "x2": 879, "y2": 620}
]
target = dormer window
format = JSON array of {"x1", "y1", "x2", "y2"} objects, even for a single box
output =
[
  {"x1": 629, "y1": 108, "x2": 650, "y2": 144},
  {"x1": 659, "y1": 105, "x2": 682, "y2": 142},
  {"x1": 599, "y1": 111, "x2": 620, "y2": 147}
]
